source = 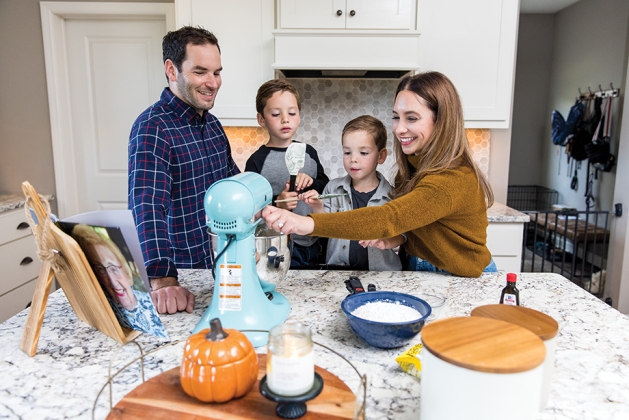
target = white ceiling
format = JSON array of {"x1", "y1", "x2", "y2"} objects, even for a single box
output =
[{"x1": 520, "y1": 0, "x2": 581, "y2": 14}]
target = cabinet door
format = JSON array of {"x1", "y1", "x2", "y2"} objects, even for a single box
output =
[
  {"x1": 0, "y1": 208, "x2": 33, "y2": 244},
  {"x1": 280, "y1": 0, "x2": 346, "y2": 29},
  {"x1": 0, "y1": 278, "x2": 38, "y2": 323},
  {"x1": 345, "y1": 0, "x2": 415, "y2": 30},
  {"x1": 486, "y1": 222, "x2": 524, "y2": 272},
  {"x1": 417, "y1": 0, "x2": 519, "y2": 128},
  {"x1": 280, "y1": 0, "x2": 415, "y2": 30},
  {"x1": 177, "y1": 0, "x2": 275, "y2": 126},
  {"x1": 0, "y1": 236, "x2": 42, "y2": 296}
]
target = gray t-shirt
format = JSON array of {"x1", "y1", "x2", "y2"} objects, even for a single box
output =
[{"x1": 245, "y1": 141, "x2": 329, "y2": 246}]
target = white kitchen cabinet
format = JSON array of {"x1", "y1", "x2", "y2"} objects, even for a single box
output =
[
  {"x1": 417, "y1": 0, "x2": 519, "y2": 129},
  {"x1": 279, "y1": 0, "x2": 415, "y2": 30},
  {"x1": 0, "y1": 208, "x2": 42, "y2": 322},
  {"x1": 486, "y1": 222, "x2": 524, "y2": 273},
  {"x1": 175, "y1": 0, "x2": 275, "y2": 126},
  {"x1": 274, "y1": 0, "x2": 421, "y2": 73}
]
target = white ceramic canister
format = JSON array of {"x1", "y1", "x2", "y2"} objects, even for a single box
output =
[
  {"x1": 421, "y1": 317, "x2": 546, "y2": 420},
  {"x1": 471, "y1": 304, "x2": 559, "y2": 409}
]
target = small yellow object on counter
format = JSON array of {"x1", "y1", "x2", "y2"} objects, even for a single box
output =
[{"x1": 395, "y1": 343, "x2": 423, "y2": 379}]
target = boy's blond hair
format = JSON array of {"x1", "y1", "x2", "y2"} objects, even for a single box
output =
[{"x1": 342, "y1": 115, "x2": 387, "y2": 151}]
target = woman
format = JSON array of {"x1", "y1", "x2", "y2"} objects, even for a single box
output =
[
  {"x1": 71, "y1": 224, "x2": 168, "y2": 337},
  {"x1": 263, "y1": 72, "x2": 496, "y2": 277}
]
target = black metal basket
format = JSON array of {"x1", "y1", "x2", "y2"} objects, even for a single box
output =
[{"x1": 507, "y1": 185, "x2": 559, "y2": 212}]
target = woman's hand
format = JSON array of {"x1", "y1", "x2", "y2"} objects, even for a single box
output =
[{"x1": 262, "y1": 205, "x2": 315, "y2": 236}]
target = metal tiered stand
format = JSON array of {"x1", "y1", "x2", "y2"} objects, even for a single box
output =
[{"x1": 93, "y1": 333, "x2": 367, "y2": 420}]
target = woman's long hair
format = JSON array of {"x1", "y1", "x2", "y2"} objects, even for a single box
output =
[{"x1": 391, "y1": 72, "x2": 493, "y2": 207}]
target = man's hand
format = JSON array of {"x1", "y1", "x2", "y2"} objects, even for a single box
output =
[{"x1": 149, "y1": 277, "x2": 195, "y2": 314}]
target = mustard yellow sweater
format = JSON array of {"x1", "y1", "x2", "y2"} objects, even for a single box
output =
[{"x1": 310, "y1": 165, "x2": 491, "y2": 277}]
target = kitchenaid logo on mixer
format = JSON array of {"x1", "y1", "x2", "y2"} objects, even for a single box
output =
[{"x1": 218, "y1": 264, "x2": 243, "y2": 311}]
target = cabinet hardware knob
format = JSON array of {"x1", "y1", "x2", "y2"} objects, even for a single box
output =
[
  {"x1": 20, "y1": 256, "x2": 34, "y2": 265},
  {"x1": 349, "y1": 10, "x2": 356, "y2": 17},
  {"x1": 17, "y1": 222, "x2": 30, "y2": 230},
  {"x1": 336, "y1": 9, "x2": 342, "y2": 16}
]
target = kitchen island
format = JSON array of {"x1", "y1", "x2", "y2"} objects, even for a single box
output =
[{"x1": 0, "y1": 269, "x2": 628, "y2": 419}]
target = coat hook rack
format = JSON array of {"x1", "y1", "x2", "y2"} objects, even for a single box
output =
[{"x1": 578, "y1": 84, "x2": 620, "y2": 100}]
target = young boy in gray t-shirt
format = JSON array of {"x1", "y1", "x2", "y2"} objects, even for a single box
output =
[{"x1": 245, "y1": 79, "x2": 328, "y2": 267}]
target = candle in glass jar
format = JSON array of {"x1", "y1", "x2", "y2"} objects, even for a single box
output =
[{"x1": 267, "y1": 322, "x2": 314, "y2": 396}]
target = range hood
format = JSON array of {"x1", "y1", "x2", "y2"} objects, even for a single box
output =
[
  {"x1": 276, "y1": 69, "x2": 411, "y2": 79},
  {"x1": 273, "y1": 30, "x2": 421, "y2": 79}
]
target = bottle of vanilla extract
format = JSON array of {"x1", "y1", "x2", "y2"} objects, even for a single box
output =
[{"x1": 500, "y1": 273, "x2": 520, "y2": 306}]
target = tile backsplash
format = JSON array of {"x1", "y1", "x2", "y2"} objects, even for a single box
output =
[{"x1": 224, "y1": 78, "x2": 490, "y2": 184}]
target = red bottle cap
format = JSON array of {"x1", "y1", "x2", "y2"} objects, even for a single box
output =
[{"x1": 506, "y1": 273, "x2": 517, "y2": 283}]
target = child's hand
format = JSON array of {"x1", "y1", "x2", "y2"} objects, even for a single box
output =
[
  {"x1": 359, "y1": 235, "x2": 405, "y2": 250},
  {"x1": 300, "y1": 190, "x2": 324, "y2": 213},
  {"x1": 293, "y1": 173, "x2": 313, "y2": 191},
  {"x1": 276, "y1": 185, "x2": 299, "y2": 210}
]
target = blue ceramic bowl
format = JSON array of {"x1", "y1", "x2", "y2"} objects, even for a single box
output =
[{"x1": 341, "y1": 291, "x2": 431, "y2": 349}]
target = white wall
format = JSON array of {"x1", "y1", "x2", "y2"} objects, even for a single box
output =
[
  {"x1": 607, "y1": 50, "x2": 629, "y2": 313},
  {"x1": 509, "y1": 14, "x2": 554, "y2": 186}
]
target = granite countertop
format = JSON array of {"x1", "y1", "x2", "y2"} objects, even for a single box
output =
[
  {"x1": 1, "y1": 269, "x2": 627, "y2": 419},
  {"x1": 488, "y1": 201, "x2": 530, "y2": 223},
  {"x1": 0, "y1": 194, "x2": 54, "y2": 214}
]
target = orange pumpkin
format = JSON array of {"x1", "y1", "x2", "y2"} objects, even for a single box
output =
[{"x1": 180, "y1": 318, "x2": 259, "y2": 403}]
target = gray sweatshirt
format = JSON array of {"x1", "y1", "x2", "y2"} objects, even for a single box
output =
[{"x1": 322, "y1": 172, "x2": 402, "y2": 271}]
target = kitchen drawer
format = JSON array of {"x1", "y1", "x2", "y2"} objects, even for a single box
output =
[
  {"x1": 486, "y1": 223, "x2": 524, "y2": 257},
  {"x1": 0, "y1": 236, "x2": 42, "y2": 296},
  {"x1": 0, "y1": 277, "x2": 38, "y2": 323},
  {"x1": 0, "y1": 208, "x2": 33, "y2": 244}
]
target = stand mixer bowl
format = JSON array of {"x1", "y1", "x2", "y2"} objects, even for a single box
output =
[{"x1": 210, "y1": 225, "x2": 291, "y2": 287}]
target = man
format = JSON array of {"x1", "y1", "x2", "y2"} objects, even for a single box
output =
[{"x1": 128, "y1": 26, "x2": 240, "y2": 315}]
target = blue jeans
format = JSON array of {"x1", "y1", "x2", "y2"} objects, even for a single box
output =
[
  {"x1": 290, "y1": 241, "x2": 323, "y2": 268},
  {"x1": 405, "y1": 255, "x2": 497, "y2": 274}
]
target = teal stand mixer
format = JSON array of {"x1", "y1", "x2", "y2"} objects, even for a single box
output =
[{"x1": 192, "y1": 172, "x2": 290, "y2": 347}]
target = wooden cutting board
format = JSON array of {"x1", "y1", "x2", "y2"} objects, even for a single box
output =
[{"x1": 107, "y1": 354, "x2": 356, "y2": 419}]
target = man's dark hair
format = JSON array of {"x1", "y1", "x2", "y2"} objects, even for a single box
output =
[{"x1": 162, "y1": 26, "x2": 220, "y2": 72}]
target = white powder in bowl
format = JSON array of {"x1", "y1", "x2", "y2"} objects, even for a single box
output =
[{"x1": 351, "y1": 300, "x2": 422, "y2": 323}]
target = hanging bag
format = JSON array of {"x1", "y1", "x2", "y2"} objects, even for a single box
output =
[
  {"x1": 551, "y1": 100, "x2": 583, "y2": 146},
  {"x1": 586, "y1": 96, "x2": 615, "y2": 172},
  {"x1": 567, "y1": 96, "x2": 602, "y2": 161}
]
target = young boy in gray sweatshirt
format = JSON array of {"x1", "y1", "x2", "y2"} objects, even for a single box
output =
[
  {"x1": 302, "y1": 115, "x2": 403, "y2": 270},
  {"x1": 245, "y1": 79, "x2": 329, "y2": 267}
]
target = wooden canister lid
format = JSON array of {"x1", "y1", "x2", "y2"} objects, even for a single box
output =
[
  {"x1": 471, "y1": 304, "x2": 559, "y2": 341},
  {"x1": 421, "y1": 317, "x2": 546, "y2": 373}
]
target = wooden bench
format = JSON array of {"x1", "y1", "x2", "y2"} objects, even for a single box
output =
[{"x1": 531, "y1": 213, "x2": 610, "y2": 244}]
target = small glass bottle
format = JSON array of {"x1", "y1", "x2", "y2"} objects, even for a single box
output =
[
  {"x1": 500, "y1": 273, "x2": 520, "y2": 306},
  {"x1": 267, "y1": 322, "x2": 314, "y2": 396}
]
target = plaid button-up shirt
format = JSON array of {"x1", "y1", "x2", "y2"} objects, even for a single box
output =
[{"x1": 128, "y1": 88, "x2": 240, "y2": 279}]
